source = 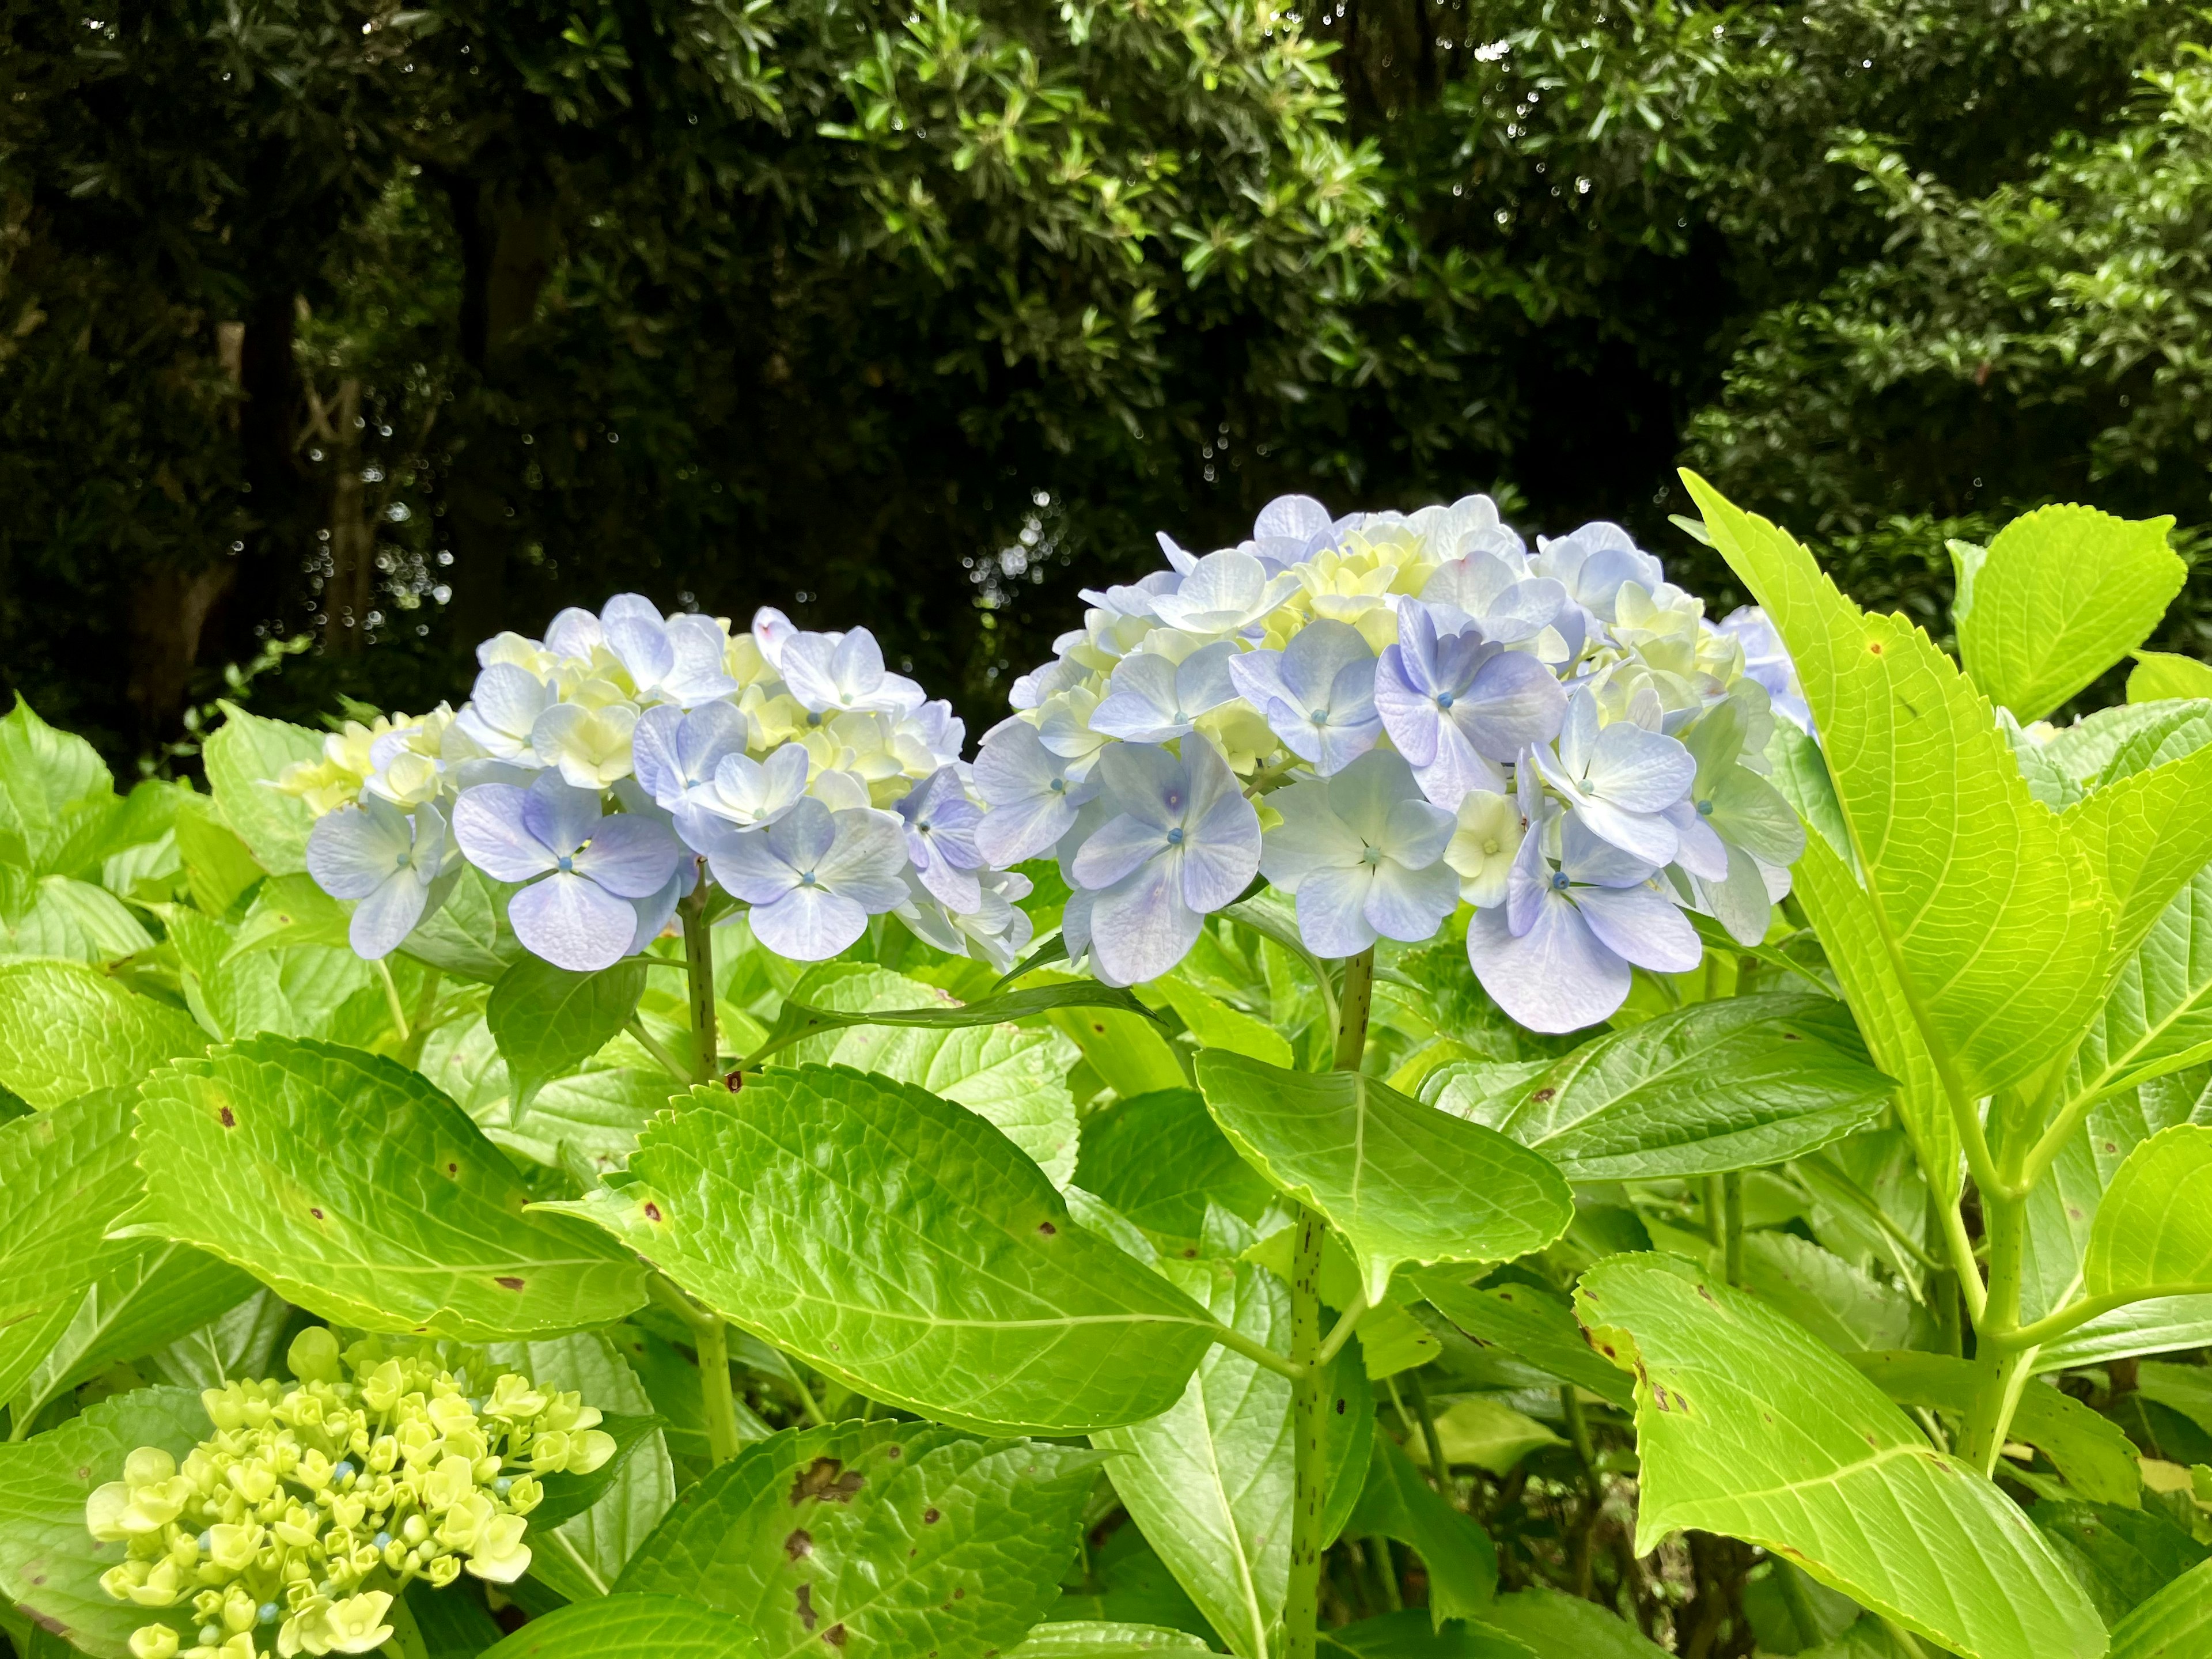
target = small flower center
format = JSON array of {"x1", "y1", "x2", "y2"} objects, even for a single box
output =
[
  {"x1": 393, "y1": 851, "x2": 411, "y2": 870},
  {"x1": 1361, "y1": 845, "x2": 1383, "y2": 866},
  {"x1": 1483, "y1": 838, "x2": 1500, "y2": 855},
  {"x1": 1309, "y1": 708, "x2": 1329, "y2": 726},
  {"x1": 1551, "y1": 872, "x2": 1570, "y2": 891},
  {"x1": 1166, "y1": 827, "x2": 1185, "y2": 846},
  {"x1": 1696, "y1": 798, "x2": 1714, "y2": 816},
  {"x1": 805, "y1": 711, "x2": 823, "y2": 726},
  {"x1": 1435, "y1": 691, "x2": 1456, "y2": 710},
  {"x1": 799, "y1": 870, "x2": 819, "y2": 887},
  {"x1": 1048, "y1": 777, "x2": 1067, "y2": 794},
  {"x1": 555, "y1": 854, "x2": 575, "y2": 873}
]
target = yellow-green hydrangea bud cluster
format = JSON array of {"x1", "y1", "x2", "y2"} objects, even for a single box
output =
[{"x1": 86, "y1": 1328, "x2": 616, "y2": 1659}]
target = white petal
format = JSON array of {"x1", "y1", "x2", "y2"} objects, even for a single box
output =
[
  {"x1": 1259, "y1": 779, "x2": 1362, "y2": 890},
  {"x1": 1574, "y1": 798, "x2": 1679, "y2": 868},
  {"x1": 349, "y1": 871, "x2": 427, "y2": 959},
  {"x1": 573, "y1": 815, "x2": 681, "y2": 899},
  {"x1": 1089, "y1": 859, "x2": 1203, "y2": 986},
  {"x1": 1179, "y1": 790, "x2": 1262, "y2": 912},
  {"x1": 1585, "y1": 722, "x2": 1696, "y2": 814},
  {"x1": 307, "y1": 801, "x2": 410, "y2": 900},
  {"x1": 1072, "y1": 815, "x2": 1167, "y2": 891}
]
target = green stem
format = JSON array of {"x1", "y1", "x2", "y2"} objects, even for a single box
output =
[
  {"x1": 1286, "y1": 946, "x2": 1374, "y2": 1659},
  {"x1": 1957, "y1": 1188, "x2": 2028, "y2": 1472},
  {"x1": 376, "y1": 957, "x2": 410, "y2": 1044},
  {"x1": 1315, "y1": 1291, "x2": 1370, "y2": 1367},
  {"x1": 1404, "y1": 1366, "x2": 1451, "y2": 1497},
  {"x1": 1562, "y1": 1385, "x2": 1596, "y2": 1490},
  {"x1": 681, "y1": 876, "x2": 719, "y2": 1084},
  {"x1": 1722, "y1": 1171, "x2": 1745, "y2": 1287},
  {"x1": 1214, "y1": 1322, "x2": 1306, "y2": 1381},
  {"x1": 1778, "y1": 1562, "x2": 1827, "y2": 1649},
  {"x1": 650, "y1": 1274, "x2": 742, "y2": 1464},
  {"x1": 1365, "y1": 1536, "x2": 1403, "y2": 1613},
  {"x1": 789, "y1": 1370, "x2": 830, "y2": 1427},
  {"x1": 397, "y1": 967, "x2": 441, "y2": 1067},
  {"x1": 626, "y1": 1015, "x2": 691, "y2": 1083}
]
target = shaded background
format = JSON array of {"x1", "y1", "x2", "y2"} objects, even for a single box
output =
[{"x1": 5, "y1": 0, "x2": 2209, "y2": 770}]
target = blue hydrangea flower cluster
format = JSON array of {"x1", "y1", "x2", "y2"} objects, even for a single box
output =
[
  {"x1": 972, "y1": 495, "x2": 1812, "y2": 1029},
  {"x1": 286, "y1": 600, "x2": 1033, "y2": 972}
]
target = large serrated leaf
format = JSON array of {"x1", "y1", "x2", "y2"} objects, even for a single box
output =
[
  {"x1": 2070, "y1": 868, "x2": 2212, "y2": 1106},
  {"x1": 0, "y1": 1385, "x2": 210, "y2": 1659},
  {"x1": 616, "y1": 1421, "x2": 1099, "y2": 1659},
  {"x1": 168, "y1": 908, "x2": 383, "y2": 1046},
  {"x1": 0, "y1": 699, "x2": 120, "y2": 877},
  {"x1": 1, "y1": 1244, "x2": 256, "y2": 1425},
  {"x1": 0, "y1": 1089, "x2": 143, "y2": 1328},
  {"x1": 0, "y1": 961, "x2": 204, "y2": 1108},
  {"x1": 1952, "y1": 504, "x2": 2183, "y2": 722},
  {"x1": 1092, "y1": 1259, "x2": 1370, "y2": 1659},
  {"x1": 789, "y1": 966, "x2": 1084, "y2": 1185},
  {"x1": 2128, "y1": 654, "x2": 2212, "y2": 704},
  {"x1": 1317, "y1": 1610, "x2": 1533, "y2": 1657},
  {"x1": 1471, "y1": 1589, "x2": 1666, "y2": 1657},
  {"x1": 747, "y1": 976, "x2": 1159, "y2": 1067},
  {"x1": 418, "y1": 1011, "x2": 680, "y2": 1177},
  {"x1": 1574, "y1": 1255, "x2": 2103, "y2": 1659},
  {"x1": 1791, "y1": 838, "x2": 1958, "y2": 1201},
  {"x1": 1685, "y1": 472, "x2": 2112, "y2": 1100},
  {"x1": 126, "y1": 1035, "x2": 648, "y2": 1339},
  {"x1": 2064, "y1": 741, "x2": 2212, "y2": 973},
  {"x1": 478, "y1": 1594, "x2": 760, "y2": 1658},
  {"x1": 536, "y1": 1069, "x2": 1219, "y2": 1434},
  {"x1": 1435, "y1": 995, "x2": 1889, "y2": 1180},
  {"x1": 1194, "y1": 1052, "x2": 1571, "y2": 1306}
]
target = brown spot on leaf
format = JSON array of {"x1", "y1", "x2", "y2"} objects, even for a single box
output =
[
  {"x1": 219, "y1": 1107, "x2": 235, "y2": 1127},
  {"x1": 445, "y1": 1162, "x2": 459, "y2": 1176},
  {"x1": 1182, "y1": 1248, "x2": 1198, "y2": 1259},
  {"x1": 644, "y1": 1202, "x2": 664, "y2": 1223},
  {"x1": 1037, "y1": 1221, "x2": 1056, "y2": 1236},
  {"x1": 725, "y1": 1070, "x2": 745, "y2": 1092},
  {"x1": 1531, "y1": 1088, "x2": 1555, "y2": 1104},
  {"x1": 1696, "y1": 1283, "x2": 1718, "y2": 1306},
  {"x1": 886, "y1": 1445, "x2": 901, "y2": 1459},
  {"x1": 1335, "y1": 1397, "x2": 1346, "y2": 1414},
  {"x1": 1782, "y1": 1031, "x2": 1802, "y2": 1041},
  {"x1": 309, "y1": 1207, "x2": 324, "y2": 1221},
  {"x1": 495, "y1": 1277, "x2": 525, "y2": 1291},
  {"x1": 923, "y1": 1508, "x2": 941, "y2": 1524},
  {"x1": 953, "y1": 1588, "x2": 965, "y2": 1600},
  {"x1": 823, "y1": 1625, "x2": 847, "y2": 1647},
  {"x1": 791, "y1": 1459, "x2": 866, "y2": 1506},
  {"x1": 1867, "y1": 641, "x2": 1884, "y2": 656},
  {"x1": 785, "y1": 1530, "x2": 813, "y2": 1560},
  {"x1": 795, "y1": 1585, "x2": 817, "y2": 1631}
]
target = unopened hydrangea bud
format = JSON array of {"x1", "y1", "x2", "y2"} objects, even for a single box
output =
[
  {"x1": 128, "y1": 1624, "x2": 179, "y2": 1659},
  {"x1": 287, "y1": 1327, "x2": 343, "y2": 1388}
]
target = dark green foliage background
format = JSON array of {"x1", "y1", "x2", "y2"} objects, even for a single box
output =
[{"x1": 3, "y1": 0, "x2": 2207, "y2": 766}]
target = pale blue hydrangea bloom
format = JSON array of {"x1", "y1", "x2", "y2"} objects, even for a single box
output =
[
  {"x1": 1228, "y1": 619, "x2": 1382, "y2": 775},
  {"x1": 776, "y1": 626, "x2": 926, "y2": 717},
  {"x1": 1418, "y1": 550, "x2": 1570, "y2": 649},
  {"x1": 1464, "y1": 769, "x2": 1699, "y2": 1031},
  {"x1": 897, "y1": 864, "x2": 1036, "y2": 972},
  {"x1": 631, "y1": 702, "x2": 749, "y2": 812},
  {"x1": 669, "y1": 744, "x2": 810, "y2": 852},
  {"x1": 706, "y1": 797, "x2": 909, "y2": 960},
  {"x1": 971, "y1": 720, "x2": 1099, "y2": 867},
  {"x1": 1259, "y1": 749, "x2": 1459, "y2": 957},
  {"x1": 305, "y1": 797, "x2": 454, "y2": 960},
  {"x1": 1066, "y1": 738, "x2": 1261, "y2": 986},
  {"x1": 1373, "y1": 602, "x2": 1566, "y2": 807},
  {"x1": 1719, "y1": 605, "x2": 1815, "y2": 734},
  {"x1": 453, "y1": 664, "x2": 554, "y2": 760},
  {"x1": 1528, "y1": 521, "x2": 1665, "y2": 626},
  {"x1": 893, "y1": 766, "x2": 987, "y2": 912},
  {"x1": 1143, "y1": 550, "x2": 1300, "y2": 637},
  {"x1": 1531, "y1": 689, "x2": 1696, "y2": 866},
  {"x1": 1089, "y1": 643, "x2": 1239, "y2": 743},
  {"x1": 452, "y1": 775, "x2": 683, "y2": 972}
]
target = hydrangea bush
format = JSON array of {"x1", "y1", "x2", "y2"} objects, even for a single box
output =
[{"x1": 2, "y1": 476, "x2": 2212, "y2": 1659}]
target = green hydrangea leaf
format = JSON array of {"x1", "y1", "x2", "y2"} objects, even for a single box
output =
[
  {"x1": 1951, "y1": 504, "x2": 2183, "y2": 722},
  {"x1": 1074, "y1": 1089, "x2": 1275, "y2": 1258},
  {"x1": 1194, "y1": 1051, "x2": 1572, "y2": 1306},
  {"x1": 2108, "y1": 1557, "x2": 2212, "y2": 1658},
  {"x1": 1346, "y1": 1436, "x2": 1498, "y2": 1622},
  {"x1": 476, "y1": 1593, "x2": 760, "y2": 1658},
  {"x1": 2084, "y1": 1123, "x2": 2212, "y2": 1303},
  {"x1": 0, "y1": 698, "x2": 116, "y2": 876},
  {"x1": 1472, "y1": 1588, "x2": 1668, "y2": 1657},
  {"x1": 616, "y1": 1421, "x2": 1099, "y2": 1658},
  {"x1": 0, "y1": 961, "x2": 204, "y2": 1108},
  {"x1": 126, "y1": 1035, "x2": 649, "y2": 1339},
  {"x1": 487, "y1": 956, "x2": 650, "y2": 1116},
  {"x1": 1006, "y1": 1623, "x2": 1212, "y2": 1656},
  {"x1": 1093, "y1": 1259, "x2": 1370, "y2": 1658},
  {"x1": 2127, "y1": 653, "x2": 2212, "y2": 705},
  {"x1": 1411, "y1": 1272, "x2": 1632, "y2": 1407},
  {"x1": 1317, "y1": 1609, "x2": 1534, "y2": 1657},
  {"x1": 2033, "y1": 1499, "x2": 2207, "y2": 1626},
  {"x1": 536, "y1": 1069, "x2": 1220, "y2": 1434},
  {"x1": 1574, "y1": 1255, "x2": 2103, "y2": 1659},
  {"x1": 1849, "y1": 1351, "x2": 2141, "y2": 1506},
  {"x1": 0, "y1": 1088, "x2": 144, "y2": 1328},
  {"x1": 1432, "y1": 994, "x2": 1891, "y2": 1180},
  {"x1": 1685, "y1": 472, "x2": 2113, "y2": 1101}
]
